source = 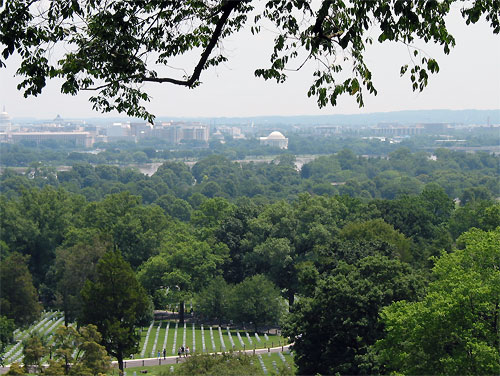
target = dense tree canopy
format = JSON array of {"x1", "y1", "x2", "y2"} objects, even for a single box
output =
[
  {"x1": 2, "y1": 149, "x2": 497, "y2": 207},
  {"x1": 194, "y1": 276, "x2": 231, "y2": 326},
  {"x1": 0, "y1": 253, "x2": 42, "y2": 326},
  {"x1": 0, "y1": 144, "x2": 497, "y2": 373},
  {"x1": 1, "y1": 1, "x2": 499, "y2": 119},
  {"x1": 0, "y1": 316, "x2": 15, "y2": 355},
  {"x1": 283, "y1": 252, "x2": 424, "y2": 375},
  {"x1": 374, "y1": 228, "x2": 500, "y2": 375},
  {"x1": 230, "y1": 274, "x2": 284, "y2": 333},
  {"x1": 53, "y1": 238, "x2": 110, "y2": 325}
]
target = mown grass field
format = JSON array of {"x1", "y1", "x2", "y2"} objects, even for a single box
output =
[{"x1": 132, "y1": 320, "x2": 286, "y2": 359}]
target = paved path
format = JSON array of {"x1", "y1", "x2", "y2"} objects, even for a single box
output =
[
  {"x1": 0, "y1": 345, "x2": 291, "y2": 374},
  {"x1": 118, "y1": 345, "x2": 291, "y2": 370}
]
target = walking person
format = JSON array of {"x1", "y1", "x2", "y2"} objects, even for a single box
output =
[
  {"x1": 185, "y1": 346, "x2": 190, "y2": 357},
  {"x1": 163, "y1": 348, "x2": 166, "y2": 359},
  {"x1": 157, "y1": 350, "x2": 161, "y2": 359},
  {"x1": 181, "y1": 346, "x2": 185, "y2": 358},
  {"x1": 177, "y1": 347, "x2": 182, "y2": 359}
]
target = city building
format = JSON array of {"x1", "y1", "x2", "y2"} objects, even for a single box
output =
[
  {"x1": 107, "y1": 123, "x2": 131, "y2": 141},
  {"x1": 419, "y1": 123, "x2": 451, "y2": 133},
  {"x1": 260, "y1": 131, "x2": 288, "y2": 149},
  {"x1": 3, "y1": 131, "x2": 93, "y2": 147},
  {"x1": 152, "y1": 122, "x2": 209, "y2": 144},
  {"x1": 314, "y1": 125, "x2": 341, "y2": 136},
  {"x1": 370, "y1": 124, "x2": 424, "y2": 136},
  {"x1": 216, "y1": 126, "x2": 245, "y2": 139},
  {"x1": 130, "y1": 122, "x2": 153, "y2": 140}
]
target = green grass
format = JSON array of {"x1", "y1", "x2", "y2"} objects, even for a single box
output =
[{"x1": 109, "y1": 363, "x2": 178, "y2": 376}]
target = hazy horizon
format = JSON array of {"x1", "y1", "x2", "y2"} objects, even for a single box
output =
[
  {"x1": 1, "y1": 3, "x2": 499, "y2": 119},
  {"x1": 5, "y1": 107, "x2": 499, "y2": 120}
]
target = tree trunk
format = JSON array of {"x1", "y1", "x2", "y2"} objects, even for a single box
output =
[
  {"x1": 288, "y1": 291, "x2": 295, "y2": 308},
  {"x1": 179, "y1": 300, "x2": 185, "y2": 324},
  {"x1": 64, "y1": 355, "x2": 70, "y2": 375},
  {"x1": 117, "y1": 353, "x2": 124, "y2": 373},
  {"x1": 63, "y1": 295, "x2": 69, "y2": 327}
]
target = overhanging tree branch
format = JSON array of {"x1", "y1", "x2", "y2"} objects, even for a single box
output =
[
  {"x1": 141, "y1": 1, "x2": 241, "y2": 87},
  {"x1": 2, "y1": 0, "x2": 498, "y2": 120}
]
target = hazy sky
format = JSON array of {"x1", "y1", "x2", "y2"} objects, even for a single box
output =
[{"x1": 1, "y1": 3, "x2": 499, "y2": 120}]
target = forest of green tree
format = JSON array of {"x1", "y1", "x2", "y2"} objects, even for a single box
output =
[{"x1": 1, "y1": 148, "x2": 499, "y2": 374}]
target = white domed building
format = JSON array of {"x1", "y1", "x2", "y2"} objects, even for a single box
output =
[
  {"x1": 0, "y1": 107, "x2": 12, "y2": 132},
  {"x1": 260, "y1": 131, "x2": 288, "y2": 149}
]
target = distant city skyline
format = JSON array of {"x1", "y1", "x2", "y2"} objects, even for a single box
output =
[{"x1": 1, "y1": 4, "x2": 499, "y2": 120}]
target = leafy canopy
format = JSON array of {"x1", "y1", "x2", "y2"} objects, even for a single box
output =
[
  {"x1": 283, "y1": 253, "x2": 424, "y2": 375},
  {"x1": 1, "y1": 1, "x2": 498, "y2": 120},
  {"x1": 0, "y1": 253, "x2": 42, "y2": 326},
  {"x1": 374, "y1": 227, "x2": 500, "y2": 375}
]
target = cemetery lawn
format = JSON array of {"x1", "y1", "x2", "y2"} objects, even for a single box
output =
[
  {"x1": 131, "y1": 321, "x2": 286, "y2": 359},
  {"x1": 5, "y1": 315, "x2": 287, "y2": 367}
]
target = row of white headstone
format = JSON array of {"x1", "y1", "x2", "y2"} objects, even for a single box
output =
[
  {"x1": 140, "y1": 320, "x2": 154, "y2": 357},
  {"x1": 236, "y1": 331, "x2": 245, "y2": 347},
  {"x1": 201, "y1": 324, "x2": 206, "y2": 352},
  {"x1": 209, "y1": 327, "x2": 216, "y2": 352},
  {"x1": 227, "y1": 327, "x2": 235, "y2": 348},
  {"x1": 192, "y1": 323, "x2": 196, "y2": 353},
  {"x1": 134, "y1": 321, "x2": 279, "y2": 359},
  {"x1": 182, "y1": 323, "x2": 187, "y2": 347},
  {"x1": 150, "y1": 322, "x2": 162, "y2": 357},
  {"x1": 264, "y1": 350, "x2": 290, "y2": 372},
  {"x1": 4, "y1": 312, "x2": 59, "y2": 364},
  {"x1": 257, "y1": 354, "x2": 268, "y2": 375},
  {"x1": 171, "y1": 322, "x2": 178, "y2": 355},
  {"x1": 246, "y1": 331, "x2": 253, "y2": 345},
  {"x1": 10, "y1": 316, "x2": 65, "y2": 364},
  {"x1": 218, "y1": 326, "x2": 226, "y2": 351},
  {"x1": 162, "y1": 322, "x2": 169, "y2": 354}
]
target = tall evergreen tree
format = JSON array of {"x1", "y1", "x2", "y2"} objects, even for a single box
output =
[{"x1": 80, "y1": 250, "x2": 150, "y2": 372}]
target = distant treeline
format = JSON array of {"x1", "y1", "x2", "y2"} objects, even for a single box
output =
[{"x1": 1, "y1": 148, "x2": 498, "y2": 206}]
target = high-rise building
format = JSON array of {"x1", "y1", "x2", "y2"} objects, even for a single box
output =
[{"x1": 152, "y1": 122, "x2": 209, "y2": 144}]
